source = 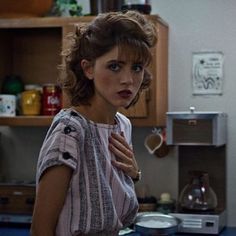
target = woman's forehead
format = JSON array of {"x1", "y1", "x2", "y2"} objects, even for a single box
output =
[
  {"x1": 118, "y1": 44, "x2": 151, "y2": 64},
  {"x1": 96, "y1": 44, "x2": 150, "y2": 65}
]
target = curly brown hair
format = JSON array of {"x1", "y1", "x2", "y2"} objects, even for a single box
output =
[{"x1": 59, "y1": 10, "x2": 157, "y2": 107}]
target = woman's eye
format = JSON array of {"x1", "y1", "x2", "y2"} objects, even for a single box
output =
[
  {"x1": 108, "y1": 63, "x2": 121, "y2": 72},
  {"x1": 132, "y1": 64, "x2": 143, "y2": 73}
]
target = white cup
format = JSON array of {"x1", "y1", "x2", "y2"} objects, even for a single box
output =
[
  {"x1": 144, "y1": 129, "x2": 169, "y2": 158},
  {"x1": 0, "y1": 94, "x2": 16, "y2": 117}
]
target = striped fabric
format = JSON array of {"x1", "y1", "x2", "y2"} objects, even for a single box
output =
[{"x1": 36, "y1": 108, "x2": 139, "y2": 236}]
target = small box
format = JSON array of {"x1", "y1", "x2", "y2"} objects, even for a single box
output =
[{"x1": 166, "y1": 111, "x2": 227, "y2": 146}]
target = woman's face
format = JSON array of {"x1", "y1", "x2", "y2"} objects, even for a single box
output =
[{"x1": 83, "y1": 46, "x2": 145, "y2": 110}]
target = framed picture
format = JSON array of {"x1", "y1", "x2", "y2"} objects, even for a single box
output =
[{"x1": 192, "y1": 51, "x2": 224, "y2": 95}]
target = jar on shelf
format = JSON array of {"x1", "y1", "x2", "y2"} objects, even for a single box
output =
[{"x1": 21, "y1": 90, "x2": 41, "y2": 116}]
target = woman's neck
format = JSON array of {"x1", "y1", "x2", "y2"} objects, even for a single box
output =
[{"x1": 72, "y1": 104, "x2": 117, "y2": 125}]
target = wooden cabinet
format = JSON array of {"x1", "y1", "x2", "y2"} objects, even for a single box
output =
[{"x1": 0, "y1": 15, "x2": 168, "y2": 127}]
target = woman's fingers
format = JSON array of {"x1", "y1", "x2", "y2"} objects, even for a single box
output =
[{"x1": 109, "y1": 131, "x2": 139, "y2": 179}]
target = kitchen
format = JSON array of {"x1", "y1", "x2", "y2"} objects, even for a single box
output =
[{"x1": 0, "y1": 0, "x2": 236, "y2": 235}]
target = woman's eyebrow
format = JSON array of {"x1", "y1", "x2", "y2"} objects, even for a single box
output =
[{"x1": 107, "y1": 59, "x2": 125, "y2": 64}]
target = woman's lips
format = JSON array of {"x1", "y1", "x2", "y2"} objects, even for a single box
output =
[{"x1": 117, "y1": 90, "x2": 133, "y2": 99}]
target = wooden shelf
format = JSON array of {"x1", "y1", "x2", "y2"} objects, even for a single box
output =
[
  {"x1": 0, "y1": 16, "x2": 94, "y2": 28},
  {"x1": 0, "y1": 15, "x2": 168, "y2": 127},
  {"x1": 0, "y1": 116, "x2": 53, "y2": 126}
]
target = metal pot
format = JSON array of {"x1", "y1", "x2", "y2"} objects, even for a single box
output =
[{"x1": 134, "y1": 212, "x2": 181, "y2": 235}]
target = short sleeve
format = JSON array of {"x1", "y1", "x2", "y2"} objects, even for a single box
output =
[{"x1": 36, "y1": 121, "x2": 79, "y2": 182}]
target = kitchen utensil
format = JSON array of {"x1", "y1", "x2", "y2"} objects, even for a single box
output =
[
  {"x1": 144, "y1": 128, "x2": 169, "y2": 158},
  {"x1": 134, "y1": 212, "x2": 181, "y2": 235},
  {"x1": 179, "y1": 170, "x2": 217, "y2": 212}
]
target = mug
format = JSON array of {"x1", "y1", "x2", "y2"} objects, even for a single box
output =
[
  {"x1": 144, "y1": 129, "x2": 169, "y2": 158},
  {"x1": 0, "y1": 94, "x2": 16, "y2": 117}
]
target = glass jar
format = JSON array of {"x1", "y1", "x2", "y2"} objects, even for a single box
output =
[
  {"x1": 21, "y1": 90, "x2": 41, "y2": 116},
  {"x1": 179, "y1": 171, "x2": 218, "y2": 212}
]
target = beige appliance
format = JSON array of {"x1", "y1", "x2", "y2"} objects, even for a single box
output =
[
  {"x1": 166, "y1": 108, "x2": 227, "y2": 146},
  {"x1": 166, "y1": 108, "x2": 227, "y2": 234}
]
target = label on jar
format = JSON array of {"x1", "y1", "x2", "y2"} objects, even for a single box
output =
[{"x1": 42, "y1": 84, "x2": 62, "y2": 115}]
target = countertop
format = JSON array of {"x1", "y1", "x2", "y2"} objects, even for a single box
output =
[
  {"x1": 126, "y1": 227, "x2": 236, "y2": 235},
  {"x1": 0, "y1": 227, "x2": 236, "y2": 236}
]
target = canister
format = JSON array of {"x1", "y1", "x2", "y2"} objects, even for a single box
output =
[
  {"x1": 21, "y1": 90, "x2": 41, "y2": 115},
  {"x1": 42, "y1": 84, "x2": 62, "y2": 115},
  {"x1": 0, "y1": 94, "x2": 16, "y2": 116}
]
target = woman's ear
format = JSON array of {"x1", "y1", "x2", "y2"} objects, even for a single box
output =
[{"x1": 81, "y1": 59, "x2": 94, "y2": 80}]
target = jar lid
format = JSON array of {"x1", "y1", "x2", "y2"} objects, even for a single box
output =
[{"x1": 24, "y1": 84, "x2": 42, "y2": 92}]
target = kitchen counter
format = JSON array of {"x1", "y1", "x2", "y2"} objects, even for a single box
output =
[
  {"x1": 125, "y1": 227, "x2": 236, "y2": 235},
  {"x1": 0, "y1": 227, "x2": 236, "y2": 236}
]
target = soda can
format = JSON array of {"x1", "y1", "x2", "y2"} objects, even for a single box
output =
[{"x1": 42, "y1": 84, "x2": 62, "y2": 115}]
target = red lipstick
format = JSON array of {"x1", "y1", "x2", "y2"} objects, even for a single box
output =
[{"x1": 118, "y1": 90, "x2": 133, "y2": 99}]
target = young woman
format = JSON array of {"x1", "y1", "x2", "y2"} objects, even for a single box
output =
[{"x1": 31, "y1": 10, "x2": 157, "y2": 236}]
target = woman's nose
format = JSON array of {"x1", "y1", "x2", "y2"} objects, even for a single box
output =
[{"x1": 120, "y1": 70, "x2": 133, "y2": 84}]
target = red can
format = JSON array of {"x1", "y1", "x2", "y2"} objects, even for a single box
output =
[{"x1": 42, "y1": 84, "x2": 62, "y2": 115}]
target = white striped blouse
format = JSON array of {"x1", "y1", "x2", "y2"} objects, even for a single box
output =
[{"x1": 36, "y1": 108, "x2": 139, "y2": 236}]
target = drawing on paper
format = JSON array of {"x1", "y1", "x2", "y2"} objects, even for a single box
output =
[{"x1": 192, "y1": 52, "x2": 224, "y2": 95}]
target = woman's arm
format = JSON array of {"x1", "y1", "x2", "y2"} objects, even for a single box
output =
[{"x1": 31, "y1": 165, "x2": 73, "y2": 236}]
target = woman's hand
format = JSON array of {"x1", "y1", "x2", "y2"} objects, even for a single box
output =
[{"x1": 108, "y1": 131, "x2": 140, "y2": 180}]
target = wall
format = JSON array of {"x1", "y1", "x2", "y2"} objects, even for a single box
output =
[
  {"x1": 1, "y1": 0, "x2": 236, "y2": 227},
  {"x1": 147, "y1": 0, "x2": 236, "y2": 226}
]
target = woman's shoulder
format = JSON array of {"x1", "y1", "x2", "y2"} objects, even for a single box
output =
[
  {"x1": 116, "y1": 112, "x2": 132, "y2": 128},
  {"x1": 53, "y1": 108, "x2": 84, "y2": 125},
  {"x1": 47, "y1": 108, "x2": 87, "y2": 135}
]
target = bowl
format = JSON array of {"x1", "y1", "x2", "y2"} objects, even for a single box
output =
[
  {"x1": 0, "y1": 0, "x2": 53, "y2": 18},
  {"x1": 134, "y1": 212, "x2": 181, "y2": 235}
]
